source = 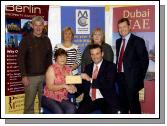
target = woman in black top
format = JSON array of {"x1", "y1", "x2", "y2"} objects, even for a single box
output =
[{"x1": 81, "y1": 28, "x2": 114, "y2": 72}]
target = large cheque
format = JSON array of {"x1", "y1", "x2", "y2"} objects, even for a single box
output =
[{"x1": 65, "y1": 75, "x2": 82, "y2": 84}]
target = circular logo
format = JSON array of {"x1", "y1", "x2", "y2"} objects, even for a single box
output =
[{"x1": 78, "y1": 17, "x2": 88, "y2": 27}]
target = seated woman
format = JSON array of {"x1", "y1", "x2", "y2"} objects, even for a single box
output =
[{"x1": 42, "y1": 48, "x2": 77, "y2": 114}]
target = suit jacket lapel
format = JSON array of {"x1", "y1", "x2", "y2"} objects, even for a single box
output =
[
  {"x1": 88, "y1": 60, "x2": 105, "y2": 81},
  {"x1": 116, "y1": 39, "x2": 122, "y2": 58},
  {"x1": 89, "y1": 63, "x2": 94, "y2": 78},
  {"x1": 96, "y1": 60, "x2": 105, "y2": 79}
]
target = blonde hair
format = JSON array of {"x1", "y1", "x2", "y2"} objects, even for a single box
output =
[
  {"x1": 31, "y1": 16, "x2": 44, "y2": 25},
  {"x1": 91, "y1": 28, "x2": 105, "y2": 44},
  {"x1": 62, "y1": 27, "x2": 74, "y2": 41}
]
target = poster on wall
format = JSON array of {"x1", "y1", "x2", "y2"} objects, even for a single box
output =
[
  {"x1": 112, "y1": 5, "x2": 155, "y2": 73},
  {"x1": 5, "y1": 5, "x2": 49, "y2": 114},
  {"x1": 112, "y1": 5, "x2": 155, "y2": 114},
  {"x1": 61, "y1": 6, "x2": 105, "y2": 53}
]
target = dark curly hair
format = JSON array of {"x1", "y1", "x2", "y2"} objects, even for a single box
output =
[{"x1": 54, "y1": 48, "x2": 68, "y2": 61}]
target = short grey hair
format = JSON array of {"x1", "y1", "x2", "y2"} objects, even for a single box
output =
[{"x1": 31, "y1": 16, "x2": 44, "y2": 24}]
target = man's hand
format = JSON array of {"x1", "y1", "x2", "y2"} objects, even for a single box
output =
[
  {"x1": 22, "y1": 76, "x2": 29, "y2": 86},
  {"x1": 81, "y1": 73, "x2": 92, "y2": 82}
]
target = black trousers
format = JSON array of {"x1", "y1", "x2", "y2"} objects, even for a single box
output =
[
  {"x1": 76, "y1": 98, "x2": 118, "y2": 114},
  {"x1": 117, "y1": 73, "x2": 141, "y2": 114}
]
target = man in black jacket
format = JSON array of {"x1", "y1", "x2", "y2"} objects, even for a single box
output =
[
  {"x1": 75, "y1": 44, "x2": 120, "y2": 114},
  {"x1": 116, "y1": 18, "x2": 149, "y2": 114},
  {"x1": 18, "y1": 16, "x2": 52, "y2": 114}
]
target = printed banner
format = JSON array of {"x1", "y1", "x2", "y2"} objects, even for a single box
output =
[
  {"x1": 61, "y1": 6, "x2": 105, "y2": 53},
  {"x1": 112, "y1": 5, "x2": 155, "y2": 73},
  {"x1": 112, "y1": 5, "x2": 155, "y2": 32},
  {"x1": 112, "y1": 5, "x2": 155, "y2": 114},
  {"x1": 5, "y1": 5, "x2": 49, "y2": 20},
  {"x1": 5, "y1": 5, "x2": 49, "y2": 114},
  {"x1": 5, "y1": 94, "x2": 39, "y2": 114}
]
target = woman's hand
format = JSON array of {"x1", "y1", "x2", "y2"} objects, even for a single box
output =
[
  {"x1": 71, "y1": 63, "x2": 78, "y2": 70},
  {"x1": 64, "y1": 84, "x2": 77, "y2": 93}
]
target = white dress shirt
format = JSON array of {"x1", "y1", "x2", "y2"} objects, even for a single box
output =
[
  {"x1": 118, "y1": 33, "x2": 131, "y2": 72},
  {"x1": 89, "y1": 59, "x2": 103, "y2": 99}
]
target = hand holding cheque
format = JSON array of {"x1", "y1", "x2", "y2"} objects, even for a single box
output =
[
  {"x1": 64, "y1": 84, "x2": 77, "y2": 94},
  {"x1": 65, "y1": 75, "x2": 82, "y2": 94},
  {"x1": 81, "y1": 73, "x2": 92, "y2": 83},
  {"x1": 64, "y1": 73, "x2": 93, "y2": 94}
]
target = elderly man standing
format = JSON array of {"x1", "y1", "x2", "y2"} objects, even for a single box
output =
[{"x1": 18, "y1": 16, "x2": 52, "y2": 114}]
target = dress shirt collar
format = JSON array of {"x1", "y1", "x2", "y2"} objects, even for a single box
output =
[
  {"x1": 123, "y1": 33, "x2": 131, "y2": 42},
  {"x1": 93, "y1": 59, "x2": 103, "y2": 70}
]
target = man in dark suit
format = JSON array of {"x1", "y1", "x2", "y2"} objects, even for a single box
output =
[
  {"x1": 75, "y1": 44, "x2": 120, "y2": 114},
  {"x1": 116, "y1": 18, "x2": 149, "y2": 114}
]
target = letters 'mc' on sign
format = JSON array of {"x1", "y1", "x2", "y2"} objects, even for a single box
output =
[{"x1": 78, "y1": 10, "x2": 88, "y2": 27}]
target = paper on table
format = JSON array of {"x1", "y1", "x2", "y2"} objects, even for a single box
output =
[{"x1": 65, "y1": 75, "x2": 82, "y2": 84}]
